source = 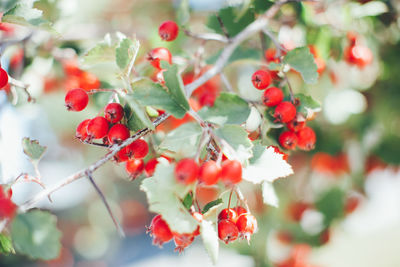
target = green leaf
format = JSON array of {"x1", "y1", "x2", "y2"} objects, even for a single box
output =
[
  {"x1": 131, "y1": 79, "x2": 187, "y2": 118},
  {"x1": 215, "y1": 124, "x2": 253, "y2": 163},
  {"x1": 253, "y1": 0, "x2": 274, "y2": 14},
  {"x1": 283, "y1": 46, "x2": 318, "y2": 84},
  {"x1": 201, "y1": 219, "x2": 219, "y2": 265},
  {"x1": 198, "y1": 92, "x2": 251, "y2": 125},
  {"x1": 159, "y1": 123, "x2": 202, "y2": 158},
  {"x1": 295, "y1": 93, "x2": 322, "y2": 119},
  {"x1": 11, "y1": 210, "x2": 61, "y2": 260},
  {"x1": 161, "y1": 62, "x2": 190, "y2": 112},
  {"x1": 124, "y1": 96, "x2": 154, "y2": 131},
  {"x1": 82, "y1": 34, "x2": 117, "y2": 65},
  {"x1": 202, "y1": 199, "x2": 223, "y2": 214},
  {"x1": 0, "y1": 234, "x2": 15, "y2": 255},
  {"x1": 205, "y1": 46, "x2": 262, "y2": 65},
  {"x1": 177, "y1": 0, "x2": 190, "y2": 25},
  {"x1": 115, "y1": 37, "x2": 140, "y2": 71},
  {"x1": 182, "y1": 192, "x2": 193, "y2": 210},
  {"x1": 140, "y1": 162, "x2": 198, "y2": 234},
  {"x1": 315, "y1": 188, "x2": 345, "y2": 226},
  {"x1": 22, "y1": 137, "x2": 46, "y2": 162}
]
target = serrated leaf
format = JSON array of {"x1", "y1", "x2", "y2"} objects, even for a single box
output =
[
  {"x1": 182, "y1": 192, "x2": 193, "y2": 210},
  {"x1": 243, "y1": 145, "x2": 293, "y2": 184},
  {"x1": 295, "y1": 93, "x2": 321, "y2": 119},
  {"x1": 161, "y1": 62, "x2": 190, "y2": 112},
  {"x1": 198, "y1": 92, "x2": 251, "y2": 125},
  {"x1": 262, "y1": 182, "x2": 279, "y2": 207},
  {"x1": 115, "y1": 37, "x2": 139, "y2": 71},
  {"x1": 215, "y1": 124, "x2": 253, "y2": 163},
  {"x1": 131, "y1": 79, "x2": 187, "y2": 118},
  {"x1": 11, "y1": 210, "x2": 61, "y2": 260},
  {"x1": 0, "y1": 234, "x2": 15, "y2": 255},
  {"x1": 206, "y1": 46, "x2": 262, "y2": 65},
  {"x1": 82, "y1": 34, "x2": 117, "y2": 65},
  {"x1": 201, "y1": 219, "x2": 219, "y2": 265},
  {"x1": 315, "y1": 188, "x2": 345, "y2": 226},
  {"x1": 140, "y1": 163, "x2": 198, "y2": 234},
  {"x1": 177, "y1": 0, "x2": 190, "y2": 25},
  {"x1": 124, "y1": 95, "x2": 154, "y2": 131},
  {"x1": 350, "y1": 1, "x2": 388, "y2": 18},
  {"x1": 202, "y1": 198, "x2": 223, "y2": 214},
  {"x1": 283, "y1": 47, "x2": 318, "y2": 84},
  {"x1": 22, "y1": 137, "x2": 46, "y2": 161},
  {"x1": 159, "y1": 123, "x2": 202, "y2": 157}
]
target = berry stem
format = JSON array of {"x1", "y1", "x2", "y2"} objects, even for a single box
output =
[
  {"x1": 8, "y1": 76, "x2": 35, "y2": 102},
  {"x1": 182, "y1": 28, "x2": 229, "y2": 43},
  {"x1": 284, "y1": 73, "x2": 295, "y2": 103},
  {"x1": 227, "y1": 188, "x2": 234, "y2": 211},
  {"x1": 262, "y1": 28, "x2": 287, "y2": 59}
]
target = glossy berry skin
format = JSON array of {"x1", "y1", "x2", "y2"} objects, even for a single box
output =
[
  {"x1": 75, "y1": 119, "x2": 90, "y2": 141},
  {"x1": 173, "y1": 233, "x2": 195, "y2": 253},
  {"x1": 233, "y1": 206, "x2": 247, "y2": 217},
  {"x1": 174, "y1": 158, "x2": 199, "y2": 185},
  {"x1": 279, "y1": 131, "x2": 298, "y2": 150},
  {"x1": 262, "y1": 87, "x2": 284, "y2": 107},
  {"x1": 218, "y1": 219, "x2": 239, "y2": 244},
  {"x1": 274, "y1": 101, "x2": 297, "y2": 123},
  {"x1": 0, "y1": 185, "x2": 16, "y2": 219},
  {"x1": 220, "y1": 160, "x2": 242, "y2": 185},
  {"x1": 129, "y1": 139, "x2": 149, "y2": 158},
  {"x1": 218, "y1": 208, "x2": 238, "y2": 223},
  {"x1": 296, "y1": 126, "x2": 316, "y2": 151},
  {"x1": 159, "y1": 20, "x2": 179, "y2": 41},
  {"x1": 107, "y1": 124, "x2": 130, "y2": 144},
  {"x1": 144, "y1": 158, "x2": 159, "y2": 177},
  {"x1": 236, "y1": 213, "x2": 258, "y2": 240},
  {"x1": 0, "y1": 67, "x2": 9, "y2": 89},
  {"x1": 251, "y1": 70, "x2": 272, "y2": 90},
  {"x1": 287, "y1": 119, "x2": 306, "y2": 132},
  {"x1": 65, "y1": 88, "x2": 89, "y2": 111},
  {"x1": 147, "y1": 47, "x2": 172, "y2": 69},
  {"x1": 147, "y1": 215, "x2": 173, "y2": 247},
  {"x1": 125, "y1": 159, "x2": 144, "y2": 179},
  {"x1": 199, "y1": 161, "x2": 221, "y2": 186},
  {"x1": 104, "y1": 103, "x2": 124, "y2": 123},
  {"x1": 87, "y1": 116, "x2": 109, "y2": 140}
]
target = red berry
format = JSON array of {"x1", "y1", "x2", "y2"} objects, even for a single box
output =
[
  {"x1": 125, "y1": 159, "x2": 144, "y2": 180},
  {"x1": 218, "y1": 219, "x2": 239, "y2": 244},
  {"x1": 287, "y1": 202, "x2": 310, "y2": 221},
  {"x1": 199, "y1": 161, "x2": 221, "y2": 186},
  {"x1": 75, "y1": 119, "x2": 90, "y2": 141},
  {"x1": 274, "y1": 101, "x2": 296, "y2": 123},
  {"x1": 345, "y1": 195, "x2": 361, "y2": 214},
  {"x1": 267, "y1": 145, "x2": 289, "y2": 161},
  {"x1": 144, "y1": 158, "x2": 159, "y2": 177},
  {"x1": 158, "y1": 20, "x2": 179, "y2": 41},
  {"x1": 233, "y1": 206, "x2": 247, "y2": 217},
  {"x1": 173, "y1": 232, "x2": 195, "y2": 253},
  {"x1": 104, "y1": 103, "x2": 124, "y2": 123},
  {"x1": 251, "y1": 70, "x2": 272, "y2": 90},
  {"x1": 199, "y1": 92, "x2": 217, "y2": 107},
  {"x1": 218, "y1": 208, "x2": 238, "y2": 223},
  {"x1": 286, "y1": 119, "x2": 306, "y2": 132},
  {"x1": 87, "y1": 116, "x2": 109, "y2": 140},
  {"x1": 279, "y1": 131, "x2": 298, "y2": 150},
  {"x1": 65, "y1": 88, "x2": 89, "y2": 111},
  {"x1": 0, "y1": 185, "x2": 16, "y2": 219},
  {"x1": 262, "y1": 87, "x2": 284, "y2": 107},
  {"x1": 128, "y1": 139, "x2": 149, "y2": 159},
  {"x1": 147, "y1": 215, "x2": 173, "y2": 247},
  {"x1": 220, "y1": 160, "x2": 242, "y2": 185},
  {"x1": 296, "y1": 126, "x2": 316, "y2": 151},
  {"x1": 0, "y1": 67, "x2": 9, "y2": 89},
  {"x1": 174, "y1": 158, "x2": 199, "y2": 185},
  {"x1": 236, "y1": 213, "x2": 258, "y2": 240},
  {"x1": 147, "y1": 47, "x2": 172, "y2": 69},
  {"x1": 107, "y1": 124, "x2": 130, "y2": 144},
  {"x1": 114, "y1": 147, "x2": 130, "y2": 163}
]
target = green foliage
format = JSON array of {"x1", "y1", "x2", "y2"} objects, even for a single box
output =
[
  {"x1": 0, "y1": 234, "x2": 15, "y2": 255},
  {"x1": 83, "y1": 34, "x2": 118, "y2": 65},
  {"x1": 124, "y1": 96, "x2": 154, "y2": 131},
  {"x1": 206, "y1": 46, "x2": 262, "y2": 65},
  {"x1": 115, "y1": 37, "x2": 140, "y2": 71},
  {"x1": 22, "y1": 137, "x2": 46, "y2": 162},
  {"x1": 202, "y1": 198, "x2": 223, "y2": 214},
  {"x1": 176, "y1": 0, "x2": 190, "y2": 25},
  {"x1": 283, "y1": 46, "x2": 318, "y2": 84},
  {"x1": 161, "y1": 62, "x2": 190, "y2": 112},
  {"x1": 315, "y1": 188, "x2": 345, "y2": 226},
  {"x1": 295, "y1": 93, "x2": 321, "y2": 119},
  {"x1": 182, "y1": 192, "x2": 194, "y2": 210}
]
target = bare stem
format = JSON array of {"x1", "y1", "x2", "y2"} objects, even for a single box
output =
[
  {"x1": 284, "y1": 72, "x2": 295, "y2": 103},
  {"x1": 183, "y1": 29, "x2": 229, "y2": 43},
  {"x1": 8, "y1": 77, "x2": 35, "y2": 102}
]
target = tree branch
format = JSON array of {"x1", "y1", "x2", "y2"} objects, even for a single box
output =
[{"x1": 183, "y1": 29, "x2": 229, "y2": 43}]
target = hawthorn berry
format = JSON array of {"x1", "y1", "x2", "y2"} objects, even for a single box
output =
[
  {"x1": 174, "y1": 158, "x2": 199, "y2": 185},
  {"x1": 218, "y1": 208, "x2": 238, "y2": 223},
  {"x1": 279, "y1": 131, "x2": 298, "y2": 150},
  {"x1": 147, "y1": 47, "x2": 172, "y2": 69},
  {"x1": 87, "y1": 116, "x2": 109, "y2": 140},
  {"x1": 233, "y1": 206, "x2": 247, "y2": 217},
  {"x1": 274, "y1": 101, "x2": 297, "y2": 123},
  {"x1": 158, "y1": 20, "x2": 179, "y2": 41},
  {"x1": 125, "y1": 159, "x2": 144, "y2": 179},
  {"x1": 199, "y1": 161, "x2": 221, "y2": 186},
  {"x1": 129, "y1": 139, "x2": 149, "y2": 159},
  {"x1": 218, "y1": 219, "x2": 239, "y2": 244},
  {"x1": 75, "y1": 119, "x2": 90, "y2": 141},
  {"x1": 144, "y1": 158, "x2": 159, "y2": 177},
  {"x1": 65, "y1": 88, "x2": 89, "y2": 111},
  {"x1": 147, "y1": 215, "x2": 173, "y2": 247},
  {"x1": 287, "y1": 119, "x2": 306, "y2": 132},
  {"x1": 296, "y1": 126, "x2": 316, "y2": 151},
  {"x1": 0, "y1": 67, "x2": 9, "y2": 89},
  {"x1": 262, "y1": 87, "x2": 284, "y2": 107},
  {"x1": 236, "y1": 213, "x2": 258, "y2": 241},
  {"x1": 251, "y1": 70, "x2": 272, "y2": 90},
  {"x1": 104, "y1": 103, "x2": 124, "y2": 123},
  {"x1": 107, "y1": 124, "x2": 130, "y2": 144},
  {"x1": 0, "y1": 185, "x2": 16, "y2": 219},
  {"x1": 173, "y1": 233, "x2": 195, "y2": 253},
  {"x1": 220, "y1": 160, "x2": 242, "y2": 185}
]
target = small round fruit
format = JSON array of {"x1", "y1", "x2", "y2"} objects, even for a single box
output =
[
  {"x1": 0, "y1": 67, "x2": 9, "y2": 89},
  {"x1": 218, "y1": 219, "x2": 239, "y2": 244},
  {"x1": 236, "y1": 213, "x2": 258, "y2": 240},
  {"x1": 87, "y1": 116, "x2": 109, "y2": 140},
  {"x1": 220, "y1": 160, "x2": 242, "y2": 185},
  {"x1": 296, "y1": 126, "x2": 316, "y2": 151},
  {"x1": 107, "y1": 124, "x2": 130, "y2": 144},
  {"x1": 233, "y1": 206, "x2": 247, "y2": 217},
  {"x1": 125, "y1": 159, "x2": 144, "y2": 179},
  {"x1": 173, "y1": 233, "x2": 195, "y2": 253},
  {"x1": 158, "y1": 20, "x2": 179, "y2": 41},
  {"x1": 174, "y1": 158, "x2": 199, "y2": 185},
  {"x1": 199, "y1": 161, "x2": 221, "y2": 186},
  {"x1": 104, "y1": 103, "x2": 124, "y2": 123},
  {"x1": 262, "y1": 87, "x2": 284, "y2": 107},
  {"x1": 128, "y1": 139, "x2": 149, "y2": 159},
  {"x1": 147, "y1": 215, "x2": 173, "y2": 247},
  {"x1": 144, "y1": 158, "x2": 159, "y2": 177},
  {"x1": 279, "y1": 131, "x2": 298, "y2": 150},
  {"x1": 251, "y1": 70, "x2": 272, "y2": 90},
  {"x1": 65, "y1": 88, "x2": 89, "y2": 111},
  {"x1": 274, "y1": 101, "x2": 296, "y2": 123},
  {"x1": 286, "y1": 119, "x2": 306, "y2": 132},
  {"x1": 218, "y1": 208, "x2": 238, "y2": 223},
  {"x1": 75, "y1": 119, "x2": 90, "y2": 141},
  {"x1": 147, "y1": 47, "x2": 172, "y2": 69}
]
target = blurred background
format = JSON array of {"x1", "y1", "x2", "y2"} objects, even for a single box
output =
[{"x1": 1, "y1": 0, "x2": 400, "y2": 266}]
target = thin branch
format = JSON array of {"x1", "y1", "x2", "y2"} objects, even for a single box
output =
[
  {"x1": 283, "y1": 72, "x2": 295, "y2": 103},
  {"x1": 81, "y1": 140, "x2": 110, "y2": 148},
  {"x1": 182, "y1": 29, "x2": 229, "y2": 43},
  {"x1": 259, "y1": 32, "x2": 267, "y2": 55},
  {"x1": 220, "y1": 73, "x2": 234, "y2": 93},
  {"x1": 216, "y1": 14, "x2": 230, "y2": 39},
  {"x1": 8, "y1": 77, "x2": 35, "y2": 102},
  {"x1": 262, "y1": 28, "x2": 287, "y2": 59}
]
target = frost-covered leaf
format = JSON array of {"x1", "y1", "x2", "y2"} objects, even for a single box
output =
[
  {"x1": 295, "y1": 93, "x2": 321, "y2": 119},
  {"x1": 198, "y1": 93, "x2": 251, "y2": 125},
  {"x1": 283, "y1": 47, "x2": 318, "y2": 84},
  {"x1": 161, "y1": 62, "x2": 190, "y2": 112},
  {"x1": 140, "y1": 163, "x2": 198, "y2": 234},
  {"x1": 0, "y1": 234, "x2": 15, "y2": 255},
  {"x1": 124, "y1": 95, "x2": 154, "y2": 131},
  {"x1": 243, "y1": 145, "x2": 293, "y2": 184},
  {"x1": 201, "y1": 219, "x2": 219, "y2": 265},
  {"x1": 159, "y1": 123, "x2": 202, "y2": 157},
  {"x1": 22, "y1": 137, "x2": 46, "y2": 162},
  {"x1": 262, "y1": 182, "x2": 279, "y2": 207},
  {"x1": 115, "y1": 37, "x2": 140, "y2": 72}
]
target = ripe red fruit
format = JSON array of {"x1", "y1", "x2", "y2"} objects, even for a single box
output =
[
  {"x1": 236, "y1": 213, "x2": 258, "y2": 240},
  {"x1": 286, "y1": 119, "x2": 306, "y2": 132},
  {"x1": 0, "y1": 67, "x2": 9, "y2": 89},
  {"x1": 174, "y1": 158, "x2": 199, "y2": 185},
  {"x1": 218, "y1": 219, "x2": 239, "y2": 244},
  {"x1": 107, "y1": 124, "x2": 130, "y2": 144},
  {"x1": 345, "y1": 44, "x2": 373, "y2": 68},
  {"x1": 287, "y1": 202, "x2": 310, "y2": 221},
  {"x1": 251, "y1": 70, "x2": 272, "y2": 90},
  {"x1": 158, "y1": 20, "x2": 179, "y2": 41},
  {"x1": 199, "y1": 161, "x2": 221, "y2": 186},
  {"x1": 125, "y1": 159, "x2": 144, "y2": 179},
  {"x1": 220, "y1": 160, "x2": 242, "y2": 185},
  {"x1": 144, "y1": 158, "x2": 159, "y2": 177},
  {"x1": 345, "y1": 195, "x2": 361, "y2": 214},
  {"x1": 147, "y1": 215, "x2": 173, "y2": 247},
  {"x1": 296, "y1": 126, "x2": 316, "y2": 151},
  {"x1": 0, "y1": 185, "x2": 16, "y2": 219},
  {"x1": 262, "y1": 87, "x2": 284, "y2": 107},
  {"x1": 279, "y1": 131, "x2": 298, "y2": 150},
  {"x1": 104, "y1": 103, "x2": 124, "y2": 123},
  {"x1": 274, "y1": 101, "x2": 296, "y2": 123},
  {"x1": 233, "y1": 206, "x2": 247, "y2": 217},
  {"x1": 173, "y1": 233, "x2": 195, "y2": 253},
  {"x1": 147, "y1": 47, "x2": 172, "y2": 69},
  {"x1": 218, "y1": 208, "x2": 238, "y2": 223},
  {"x1": 65, "y1": 88, "x2": 89, "y2": 111},
  {"x1": 129, "y1": 139, "x2": 149, "y2": 159},
  {"x1": 87, "y1": 116, "x2": 109, "y2": 140},
  {"x1": 75, "y1": 119, "x2": 91, "y2": 141}
]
